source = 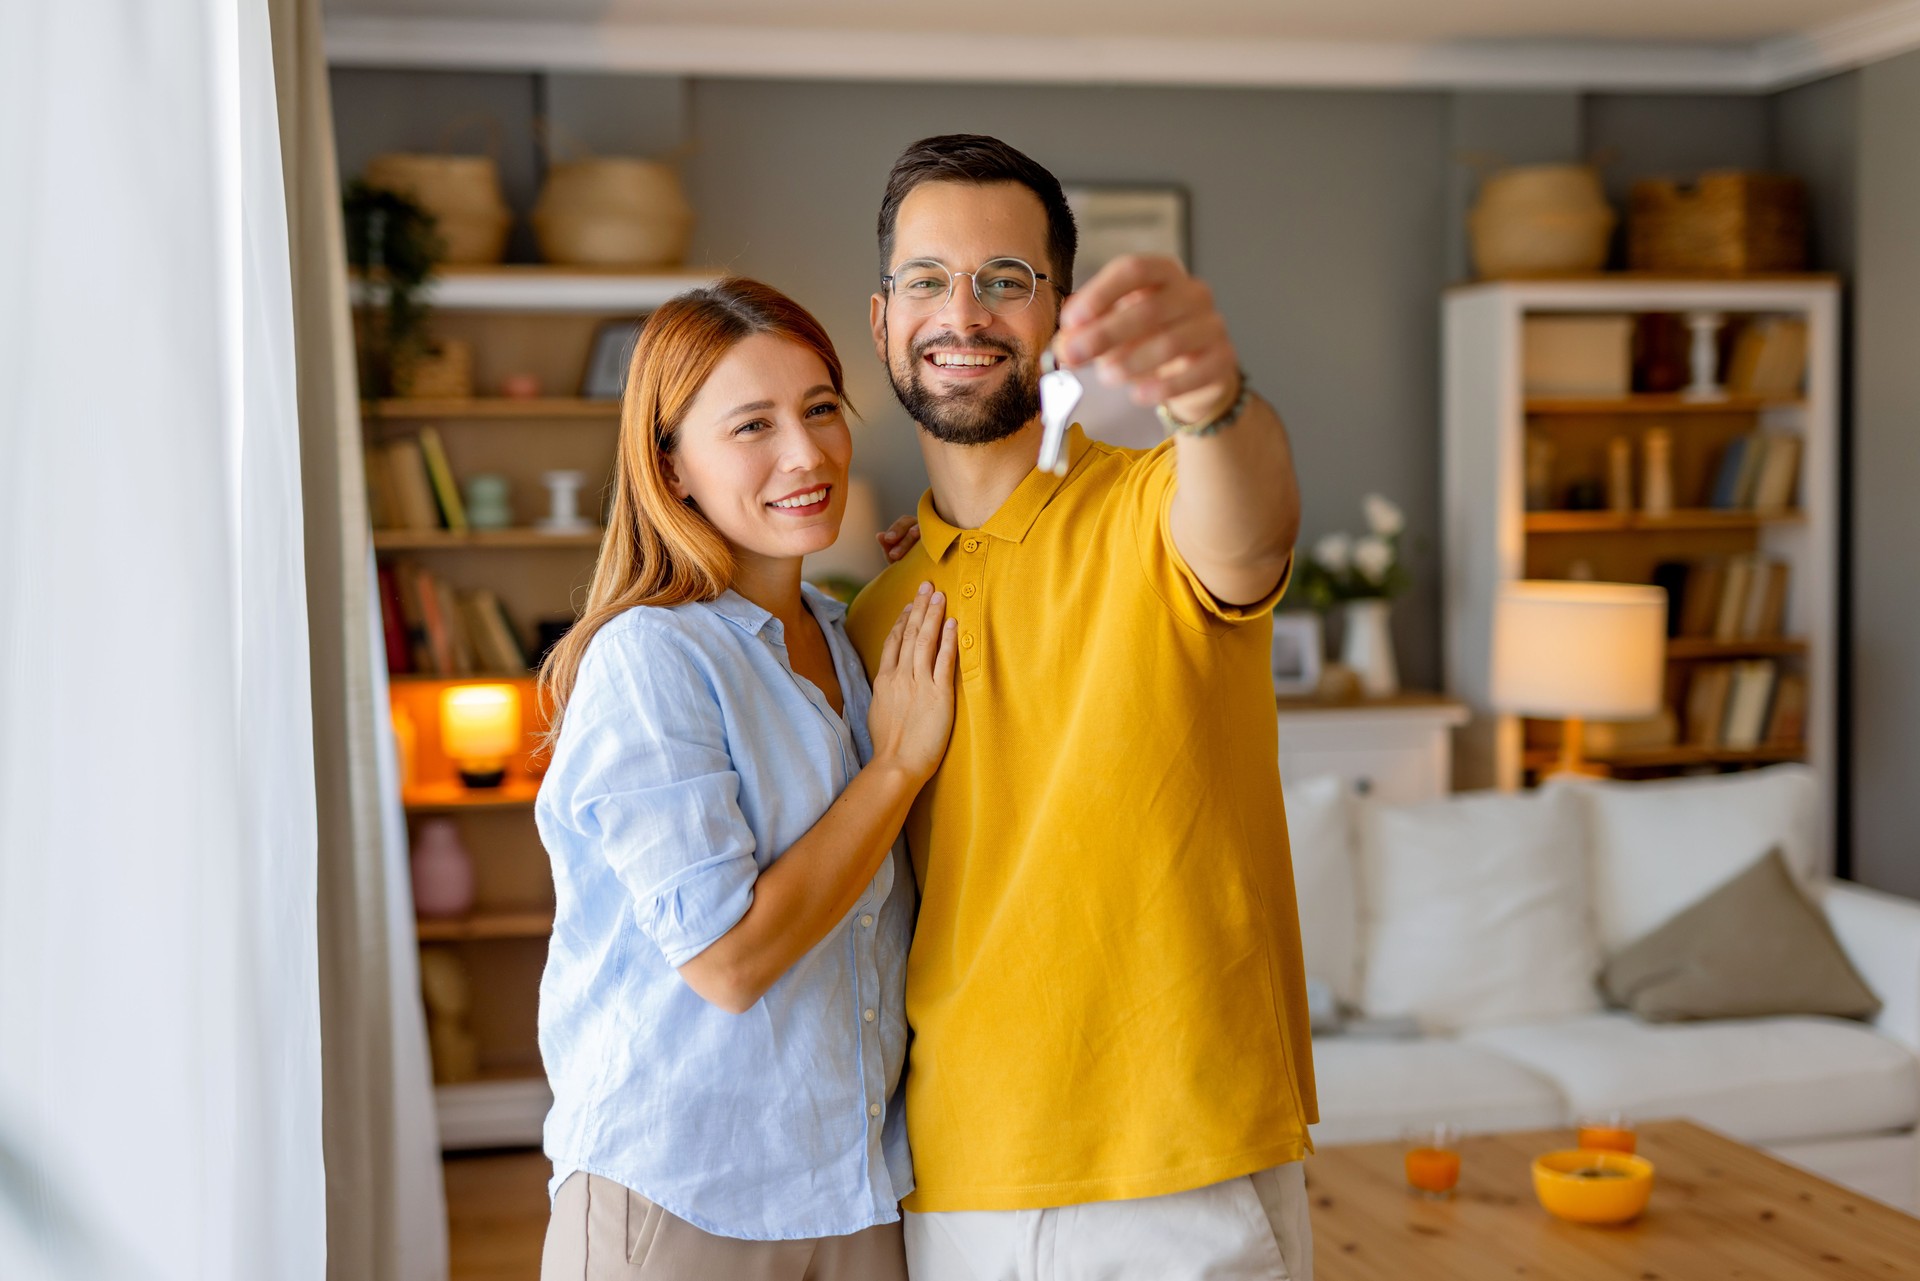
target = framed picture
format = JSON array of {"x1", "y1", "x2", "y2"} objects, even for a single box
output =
[
  {"x1": 580, "y1": 316, "x2": 648, "y2": 399},
  {"x1": 1270, "y1": 611, "x2": 1324, "y2": 696},
  {"x1": 1062, "y1": 184, "x2": 1190, "y2": 282}
]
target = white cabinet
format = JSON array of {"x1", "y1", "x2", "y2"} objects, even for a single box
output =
[{"x1": 1276, "y1": 696, "x2": 1469, "y2": 804}]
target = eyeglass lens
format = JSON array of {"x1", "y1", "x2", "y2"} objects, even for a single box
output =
[{"x1": 890, "y1": 258, "x2": 1038, "y2": 315}]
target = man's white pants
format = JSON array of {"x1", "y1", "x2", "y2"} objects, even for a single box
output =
[{"x1": 903, "y1": 1161, "x2": 1312, "y2": 1281}]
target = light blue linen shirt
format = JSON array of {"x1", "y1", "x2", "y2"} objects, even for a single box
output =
[{"x1": 535, "y1": 584, "x2": 914, "y2": 1241}]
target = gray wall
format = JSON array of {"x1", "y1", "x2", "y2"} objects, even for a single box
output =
[{"x1": 327, "y1": 68, "x2": 1835, "y2": 704}]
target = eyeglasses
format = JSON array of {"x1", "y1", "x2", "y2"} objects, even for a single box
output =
[{"x1": 880, "y1": 257, "x2": 1060, "y2": 317}]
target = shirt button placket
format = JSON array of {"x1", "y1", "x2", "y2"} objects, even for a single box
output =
[{"x1": 957, "y1": 535, "x2": 986, "y2": 675}]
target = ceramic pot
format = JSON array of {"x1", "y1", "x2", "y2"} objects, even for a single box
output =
[
  {"x1": 411, "y1": 818, "x2": 476, "y2": 918},
  {"x1": 1341, "y1": 598, "x2": 1400, "y2": 699}
]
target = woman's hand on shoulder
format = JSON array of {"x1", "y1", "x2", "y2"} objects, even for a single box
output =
[
  {"x1": 867, "y1": 581, "x2": 957, "y2": 785},
  {"x1": 878, "y1": 515, "x2": 921, "y2": 564}
]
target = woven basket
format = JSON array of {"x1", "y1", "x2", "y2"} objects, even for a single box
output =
[
  {"x1": 1469, "y1": 164, "x2": 1616, "y2": 279},
  {"x1": 1628, "y1": 172, "x2": 1806, "y2": 274},
  {"x1": 397, "y1": 337, "x2": 474, "y2": 399},
  {"x1": 533, "y1": 158, "x2": 693, "y2": 268},
  {"x1": 364, "y1": 153, "x2": 511, "y2": 265}
]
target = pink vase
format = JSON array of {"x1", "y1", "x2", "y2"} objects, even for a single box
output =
[{"x1": 411, "y1": 818, "x2": 476, "y2": 919}]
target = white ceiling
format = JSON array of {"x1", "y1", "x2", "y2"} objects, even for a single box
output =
[{"x1": 322, "y1": 0, "x2": 1920, "y2": 91}]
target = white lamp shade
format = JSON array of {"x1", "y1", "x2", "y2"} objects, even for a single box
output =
[
  {"x1": 440, "y1": 683, "x2": 522, "y2": 761},
  {"x1": 1492, "y1": 581, "x2": 1667, "y2": 719}
]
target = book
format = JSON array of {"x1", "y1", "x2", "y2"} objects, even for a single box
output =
[
  {"x1": 1765, "y1": 673, "x2": 1808, "y2": 747},
  {"x1": 1721, "y1": 660, "x2": 1779, "y2": 750},
  {"x1": 1678, "y1": 561, "x2": 1724, "y2": 639},
  {"x1": 1708, "y1": 436, "x2": 1752, "y2": 510},
  {"x1": 1685, "y1": 664, "x2": 1734, "y2": 747},
  {"x1": 433, "y1": 575, "x2": 477, "y2": 675},
  {"x1": 412, "y1": 564, "x2": 456, "y2": 674},
  {"x1": 1750, "y1": 433, "x2": 1802, "y2": 513},
  {"x1": 1751, "y1": 561, "x2": 1790, "y2": 639},
  {"x1": 391, "y1": 560, "x2": 432, "y2": 671},
  {"x1": 1713, "y1": 555, "x2": 1756, "y2": 643},
  {"x1": 472, "y1": 588, "x2": 529, "y2": 673},
  {"x1": 377, "y1": 564, "x2": 414, "y2": 674},
  {"x1": 1726, "y1": 318, "x2": 1809, "y2": 399},
  {"x1": 365, "y1": 448, "x2": 400, "y2": 530},
  {"x1": 384, "y1": 439, "x2": 443, "y2": 531},
  {"x1": 1651, "y1": 561, "x2": 1691, "y2": 637},
  {"x1": 417, "y1": 426, "x2": 469, "y2": 533}
]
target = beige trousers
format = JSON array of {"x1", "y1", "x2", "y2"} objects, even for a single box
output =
[
  {"x1": 541, "y1": 1172, "x2": 908, "y2": 1281},
  {"x1": 903, "y1": 1162, "x2": 1313, "y2": 1281}
]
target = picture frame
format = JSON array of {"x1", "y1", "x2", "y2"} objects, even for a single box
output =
[
  {"x1": 1270, "y1": 611, "x2": 1325, "y2": 696},
  {"x1": 580, "y1": 316, "x2": 649, "y2": 399},
  {"x1": 1061, "y1": 184, "x2": 1190, "y2": 282}
]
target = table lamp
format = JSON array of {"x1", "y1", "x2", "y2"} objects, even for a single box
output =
[
  {"x1": 1492, "y1": 581, "x2": 1667, "y2": 777},
  {"x1": 440, "y1": 683, "x2": 522, "y2": 788}
]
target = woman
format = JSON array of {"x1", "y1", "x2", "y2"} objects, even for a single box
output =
[{"x1": 534, "y1": 278, "x2": 955, "y2": 1280}]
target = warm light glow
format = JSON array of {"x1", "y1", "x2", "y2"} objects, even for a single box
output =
[
  {"x1": 1492, "y1": 581, "x2": 1666, "y2": 719},
  {"x1": 440, "y1": 683, "x2": 522, "y2": 766}
]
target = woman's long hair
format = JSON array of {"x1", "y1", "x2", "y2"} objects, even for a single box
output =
[{"x1": 536, "y1": 277, "x2": 848, "y2": 748}]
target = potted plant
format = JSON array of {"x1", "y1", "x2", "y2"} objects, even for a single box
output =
[
  {"x1": 1292, "y1": 494, "x2": 1409, "y2": 697},
  {"x1": 343, "y1": 181, "x2": 443, "y2": 399}
]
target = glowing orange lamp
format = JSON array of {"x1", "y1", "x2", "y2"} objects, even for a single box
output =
[{"x1": 440, "y1": 684, "x2": 522, "y2": 789}]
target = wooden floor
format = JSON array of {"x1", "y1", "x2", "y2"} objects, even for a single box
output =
[{"x1": 446, "y1": 1150, "x2": 551, "y2": 1281}]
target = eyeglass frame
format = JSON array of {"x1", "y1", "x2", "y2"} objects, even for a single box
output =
[{"x1": 878, "y1": 255, "x2": 1065, "y2": 317}]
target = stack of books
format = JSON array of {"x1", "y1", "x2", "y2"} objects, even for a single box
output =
[
  {"x1": 1658, "y1": 555, "x2": 1792, "y2": 643},
  {"x1": 379, "y1": 561, "x2": 529, "y2": 677},
  {"x1": 1682, "y1": 661, "x2": 1807, "y2": 751},
  {"x1": 367, "y1": 426, "x2": 468, "y2": 532},
  {"x1": 1707, "y1": 432, "x2": 1802, "y2": 514}
]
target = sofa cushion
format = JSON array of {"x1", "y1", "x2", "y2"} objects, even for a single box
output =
[
  {"x1": 1357, "y1": 787, "x2": 1600, "y2": 1033},
  {"x1": 1309, "y1": 1036, "x2": 1568, "y2": 1146},
  {"x1": 1463, "y1": 1012, "x2": 1920, "y2": 1145},
  {"x1": 1552, "y1": 765, "x2": 1820, "y2": 956},
  {"x1": 1284, "y1": 773, "x2": 1361, "y2": 1006},
  {"x1": 1602, "y1": 848, "x2": 1882, "y2": 1023}
]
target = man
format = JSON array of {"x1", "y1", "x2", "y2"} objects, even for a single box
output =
[{"x1": 846, "y1": 135, "x2": 1314, "y2": 1280}]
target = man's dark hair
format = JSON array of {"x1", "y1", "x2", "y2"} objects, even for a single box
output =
[{"x1": 877, "y1": 134, "x2": 1079, "y2": 294}]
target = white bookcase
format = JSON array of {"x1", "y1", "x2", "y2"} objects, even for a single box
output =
[{"x1": 1442, "y1": 277, "x2": 1841, "y2": 859}]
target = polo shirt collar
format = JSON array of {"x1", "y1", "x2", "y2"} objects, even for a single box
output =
[{"x1": 915, "y1": 424, "x2": 1092, "y2": 561}]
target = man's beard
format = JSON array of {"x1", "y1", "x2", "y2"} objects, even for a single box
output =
[{"x1": 886, "y1": 330, "x2": 1040, "y2": 447}]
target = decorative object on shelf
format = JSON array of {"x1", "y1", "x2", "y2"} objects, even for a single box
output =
[
  {"x1": 1467, "y1": 163, "x2": 1615, "y2": 279},
  {"x1": 1632, "y1": 313, "x2": 1689, "y2": 393},
  {"x1": 343, "y1": 181, "x2": 441, "y2": 398},
  {"x1": 1628, "y1": 172, "x2": 1807, "y2": 275},
  {"x1": 499, "y1": 372, "x2": 541, "y2": 399},
  {"x1": 1270, "y1": 612, "x2": 1325, "y2": 696},
  {"x1": 463, "y1": 474, "x2": 512, "y2": 531},
  {"x1": 1607, "y1": 437, "x2": 1633, "y2": 514},
  {"x1": 399, "y1": 336, "x2": 473, "y2": 400},
  {"x1": 1294, "y1": 494, "x2": 1409, "y2": 699},
  {"x1": 534, "y1": 153, "x2": 695, "y2": 268},
  {"x1": 363, "y1": 146, "x2": 511, "y2": 265},
  {"x1": 1522, "y1": 315, "x2": 1632, "y2": 397},
  {"x1": 1726, "y1": 317, "x2": 1809, "y2": 398},
  {"x1": 1061, "y1": 184, "x2": 1189, "y2": 279},
  {"x1": 581, "y1": 316, "x2": 648, "y2": 399},
  {"x1": 1641, "y1": 428, "x2": 1674, "y2": 517},
  {"x1": 536, "y1": 469, "x2": 595, "y2": 534},
  {"x1": 1683, "y1": 311, "x2": 1726, "y2": 402},
  {"x1": 440, "y1": 683, "x2": 522, "y2": 788},
  {"x1": 1492, "y1": 581, "x2": 1667, "y2": 777},
  {"x1": 1312, "y1": 662, "x2": 1365, "y2": 704},
  {"x1": 1524, "y1": 434, "x2": 1556, "y2": 512},
  {"x1": 419, "y1": 946, "x2": 481, "y2": 1084},
  {"x1": 391, "y1": 703, "x2": 419, "y2": 789},
  {"x1": 410, "y1": 817, "x2": 477, "y2": 918}
]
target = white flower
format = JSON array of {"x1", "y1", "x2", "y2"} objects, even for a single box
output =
[
  {"x1": 1363, "y1": 493, "x2": 1404, "y2": 538},
  {"x1": 1313, "y1": 532, "x2": 1352, "y2": 573},
  {"x1": 1353, "y1": 534, "x2": 1395, "y2": 584}
]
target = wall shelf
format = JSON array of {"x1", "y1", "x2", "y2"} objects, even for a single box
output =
[
  {"x1": 374, "y1": 528, "x2": 602, "y2": 550},
  {"x1": 1525, "y1": 394, "x2": 1804, "y2": 416},
  {"x1": 435, "y1": 1074, "x2": 552, "y2": 1151},
  {"x1": 1665, "y1": 637, "x2": 1809, "y2": 660},
  {"x1": 354, "y1": 265, "x2": 719, "y2": 313},
  {"x1": 366, "y1": 397, "x2": 619, "y2": 420},
  {"x1": 1524, "y1": 744, "x2": 1807, "y2": 770},
  {"x1": 1523, "y1": 509, "x2": 1804, "y2": 534},
  {"x1": 403, "y1": 778, "x2": 542, "y2": 812},
  {"x1": 416, "y1": 910, "x2": 554, "y2": 942}
]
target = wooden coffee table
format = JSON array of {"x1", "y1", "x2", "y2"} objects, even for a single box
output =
[{"x1": 1308, "y1": 1119, "x2": 1920, "y2": 1279}]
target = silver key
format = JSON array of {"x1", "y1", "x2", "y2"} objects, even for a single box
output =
[{"x1": 1037, "y1": 349, "x2": 1083, "y2": 477}]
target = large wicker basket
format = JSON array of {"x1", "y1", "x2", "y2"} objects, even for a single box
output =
[
  {"x1": 1628, "y1": 172, "x2": 1807, "y2": 274},
  {"x1": 1469, "y1": 165, "x2": 1616, "y2": 279},
  {"x1": 533, "y1": 158, "x2": 693, "y2": 268},
  {"x1": 363, "y1": 152, "x2": 512, "y2": 265}
]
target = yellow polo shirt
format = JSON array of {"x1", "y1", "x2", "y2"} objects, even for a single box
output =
[{"x1": 846, "y1": 425, "x2": 1316, "y2": 1213}]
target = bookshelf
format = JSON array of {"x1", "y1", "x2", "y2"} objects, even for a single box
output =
[
  {"x1": 1443, "y1": 277, "x2": 1839, "y2": 853},
  {"x1": 364, "y1": 266, "x2": 719, "y2": 1148}
]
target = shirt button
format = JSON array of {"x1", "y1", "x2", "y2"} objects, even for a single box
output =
[
  {"x1": 961, "y1": 584, "x2": 977, "y2": 598},
  {"x1": 961, "y1": 633, "x2": 976, "y2": 650},
  {"x1": 863, "y1": 1008, "x2": 877, "y2": 1023},
  {"x1": 869, "y1": 1103, "x2": 882, "y2": 1118},
  {"x1": 963, "y1": 538, "x2": 980, "y2": 553},
  {"x1": 859, "y1": 914, "x2": 874, "y2": 928}
]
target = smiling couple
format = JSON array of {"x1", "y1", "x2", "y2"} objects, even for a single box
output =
[{"x1": 533, "y1": 134, "x2": 1317, "y2": 1281}]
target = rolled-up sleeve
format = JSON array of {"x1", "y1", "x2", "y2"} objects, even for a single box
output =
[{"x1": 545, "y1": 624, "x2": 759, "y2": 968}]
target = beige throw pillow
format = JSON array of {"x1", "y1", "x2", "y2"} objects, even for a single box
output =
[{"x1": 1601, "y1": 847, "x2": 1881, "y2": 1023}]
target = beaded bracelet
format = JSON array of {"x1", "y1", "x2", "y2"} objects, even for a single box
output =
[{"x1": 1155, "y1": 368, "x2": 1252, "y2": 438}]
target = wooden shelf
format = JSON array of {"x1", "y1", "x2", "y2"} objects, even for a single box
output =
[
  {"x1": 355, "y1": 265, "x2": 720, "y2": 313},
  {"x1": 1526, "y1": 394, "x2": 1804, "y2": 416},
  {"x1": 365, "y1": 397, "x2": 618, "y2": 420},
  {"x1": 1666, "y1": 636, "x2": 1809, "y2": 659},
  {"x1": 435, "y1": 1073, "x2": 552, "y2": 1150},
  {"x1": 416, "y1": 910, "x2": 553, "y2": 942},
  {"x1": 1525, "y1": 744, "x2": 1807, "y2": 770},
  {"x1": 1525, "y1": 508, "x2": 1804, "y2": 533},
  {"x1": 373, "y1": 527, "x2": 602, "y2": 550},
  {"x1": 403, "y1": 777, "x2": 542, "y2": 812}
]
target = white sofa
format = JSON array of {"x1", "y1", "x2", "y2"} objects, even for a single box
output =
[{"x1": 1288, "y1": 765, "x2": 1920, "y2": 1212}]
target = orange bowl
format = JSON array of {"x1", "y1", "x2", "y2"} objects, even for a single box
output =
[{"x1": 1532, "y1": 1149, "x2": 1655, "y2": 1224}]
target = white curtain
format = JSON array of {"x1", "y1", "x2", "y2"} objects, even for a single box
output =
[{"x1": 0, "y1": 3, "x2": 325, "y2": 1280}]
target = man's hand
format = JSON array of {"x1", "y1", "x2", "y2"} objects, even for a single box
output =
[{"x1": 1054, "y1": 255, "x2": 1241, "y2": 427}]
